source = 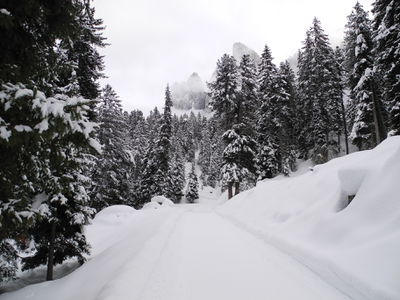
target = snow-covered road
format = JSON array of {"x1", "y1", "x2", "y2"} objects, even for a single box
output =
[
  {"x1": 2, "y1": 205, "x2": 349, "y2": 300},
  {"x1": 137, "y1": 207, "x2": 349, "y2": 300}
]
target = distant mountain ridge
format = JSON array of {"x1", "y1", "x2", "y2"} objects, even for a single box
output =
[
  {"x1": 171, "y1": 73, "x2": 208, "y2": 110},
  {"x1": 232, "y1": 42, "x2": 261, "y2": 65},
  {"x1": 171, "y1": 42, "x2": 295, "y2": 111}
]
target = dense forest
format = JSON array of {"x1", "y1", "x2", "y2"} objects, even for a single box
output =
[{"x1": 1, "y1": 0, "x2": 399, "y2": 285}]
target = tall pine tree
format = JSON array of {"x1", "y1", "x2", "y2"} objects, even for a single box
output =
[{"x1": 372, "y1": 0, "x2": 400, "y2": 136}]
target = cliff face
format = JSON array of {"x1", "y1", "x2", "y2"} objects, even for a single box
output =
[
  {"x1": 171, "y1": 42, "x2": 261, "y2": 111},
  {"x1": 232, "y1": 42, "x2": 261, "y2": 65},
  {"x1": 171, "y1": 73, "x2": 209, "y2": 110}
]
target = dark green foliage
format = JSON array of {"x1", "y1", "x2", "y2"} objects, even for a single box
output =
[
  {"x1": 186, "y1": 164, "x2": 199, "y2": 203},
  {"x1": 208, "y1": 54, "x2": 240, "y2": 131},
  {"x1": 91, "y1": 85, "x2": 133, "y2": 210},
  {"x1": 221, "y1": 124, "x2": 257, "y2": 189},
  {"x1": 256, "y1": 45, "x2": 283, "y2": 178},
  {"x1": 297, "y1": 18, "x2": 344, "y2": 163},
  {"x1": 373, "y1": 0, "x2": 400, "y2": 135},
  {"x1": 0, "y1": 240, "x2": 18, "y2": 281}
]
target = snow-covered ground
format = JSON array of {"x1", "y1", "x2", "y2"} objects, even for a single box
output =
[
  {"x1": 2, "y1": 137, "x2": 399, "y2": 300},
  {"x1": 2, "y1": 205, "x2": 349, "y2": 300},
  {"x1": 218, "y1": 136, "x2": 400, "y2": 300}
]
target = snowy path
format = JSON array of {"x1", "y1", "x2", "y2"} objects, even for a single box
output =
[
  {"x1": 137, "y1": 207, "x2": 349, "y2": 300},
  {"x1": 2, "y1": 205, "x2": 350, "y2": 300}
]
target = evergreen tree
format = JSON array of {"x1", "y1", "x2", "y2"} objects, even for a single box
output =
[
  {"x1": 208, "y1": 54, "x2": 240, "y2": 131},
  {"x1": 140, "y1": 86, "x2": 176, "y2": 202},
  {"x1": 157, "y1": 85, "x2": 173, "y2": 173},
  {"x1": 165, "y1": 150, "x2": 185, "y2": 203},
  {"x1": 297, "y1": 18, "x2": 343, "y2": 163},
  {"x1": 333, "y1": 47, "x2": 350, "y2": 154},
  {"x1": 372, "y1": 0, "x2": 400, "y2": 136},
  {"x1": 0, "y1": 1, "x2": 81, "y2": 88},
  {"x1": 127, "y1": 110, "x2": 148, "y2": 205},
  {"x1": 0, "y1": 84, "x2": 99, "y2": 281},
  {"x1": 238, "y1": 54, "x2": 258, "y2": 133},
  {"x1": 91, "y1": 85, "x2": 133, "y2": 210},
  {"x1": 346, "y1": 3, "x2": 377, "y2": 149},
  {"x1": 256, "y1": 45, "x2": 281, "y2": 178},
  {"x1": 0, "y1": 1, "x2": 104, "y2": 281},
  {"x1": 278, "y1": 62, "x2": 298, "y2": 173},
  {"x1": 186, "y1": 164, "x2": 199, "y2": 203},
  {"x1": 221, "y1": 124, "x2": 257, "y2": 198}
]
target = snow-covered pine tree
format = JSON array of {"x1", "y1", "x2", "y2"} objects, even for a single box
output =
[
  {"x1": 91, "y1": 84, "x2": 133, "y2": 210},
  {"x1": 127, "y1": 110, "x2": 148, "y2": 205},
  {"x1": 297, "y1": 18, "x2": 343, "y2": 163},
  {"x1": 73, "y1": 2, "x2": 106, "y2": 102},
  {"x1": 0, "y1": 1, "x2": 104, "y2": 281},
  {"x1": 22, "y1": 90, "x2": 99, "y2": 280},
  {"x1": 140, "y1": 86, "x2": 177, "y2": 203},
  {"x1": 0, "y1": 1, "x2": 80, "y2": 88},
  {"x1": 198, "y1": 121, "x2": 212, "y2": 183},
  {"x1": 333, "y1": 47, "x2": 350, "y2": 154},
  {"x1": 138, "y1": 142, "x2": 159, "y2": 205},
  {"x1": 208, "y1": 54, "x2": 240, "y2": 131},
  {"x1": 221, "y1": 124, "x2": 257, "y2": 198},
  {"x1": 372, "y1": 0, "x2": 400, "y2": 136},
  {"x1": 0, "y1": 84, "x2": 99, "y2": 281},
  {"x1": 256, "y1": 45, "x2": 282, "y2": 179},
  {"x1": 278, "y1": 61, "x2": 298, "y2": 173},
  {"x1": 344, "y1": 3, "x2": 378, "y2": 150},
  {"x1": 238, "y1": 54, "x2": 258, "y2": 135},
  {"x1": 157, "y1": 85, "x2": 173, "y2": 173},
  {"x1": 153, "y1": 85, "x2": 174, "y2": 196},
  {"x1": 165, "y1": 149, "x2": 185, "y2": 203},
  {"x1": 186, "y1": 164, "x2": 199, "y2": 203},
  {"x1": 296, "y1": 40, "x2": 313, "y2": 159}
]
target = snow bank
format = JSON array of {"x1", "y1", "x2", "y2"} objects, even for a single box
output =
[
  {"x1": 142, "y1": 201, "x2": 161, "y2": 210},
  {"x1": 2, "y1": 205, "x2": 182, "y2": 300},
  {"x1": 92, "y1": 205, "x2": 137, "y2": 225},
  {"x1": 218, "y1": 136, "x2": 400, "y2": 300},
  {"x1": 151, "y1": 195, "x2": 174, "y2": 206}
]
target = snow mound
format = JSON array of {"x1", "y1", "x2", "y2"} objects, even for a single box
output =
[
  {"x1": 93, "y1": 205, "x2": 137, "y2": 225},
  {"x1": 151, "y1": 195, "x2": 174, "y2": 206},
  {"x1": 218, "y1": 136, "x2": 400, "y2": 300},
  {"x1": 142, "y1": 202, "x2": 161, "y2": 210}
]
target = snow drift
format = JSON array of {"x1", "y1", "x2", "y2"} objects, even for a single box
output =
[{"x1": 218, "y1": 136, "x2": 400, "y2": 300}]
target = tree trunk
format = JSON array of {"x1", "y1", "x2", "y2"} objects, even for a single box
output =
[
  {"x1": 370, "y1": 78, "x2": 387, "y2": 144},
  {"x1": 46, "y1": 222, "x2": 56, "y2": 281},
  {"x1": 227, "y1": 182, "x2": 233, "y2": 200},
  {"x1": 234, "y1": 182, "x2": 240, "y2": 196},
  {"x1": 340, "y1": 97, "x2": 349, "y2": 155}
]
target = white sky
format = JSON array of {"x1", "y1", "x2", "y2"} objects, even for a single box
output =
[{"x1": 94, "y1": 0, "x2": 373, "y2": 114}]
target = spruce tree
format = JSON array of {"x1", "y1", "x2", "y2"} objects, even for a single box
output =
[
  {"x1": 278, "y1": 62, "x2": 298, "y2": 173},
  {"x1": 221, "y1": 124, "x2": 257, "y2": 198},
  {"x1": 297, "y1": 18, "x2": 344, "y2": 163},
  {"x1": 186, "y1": 164, "x2": 199, "y2": 203},
  {"x1": 140, "y1": 86, "x2": 176, "y2": 202},
  {"x1": 91, "y1": 85, "x2": 133, "y2": 210},
  {"x1": 0, "y1": 1, "x2": 104, "y2": 281},
  {"x1": 256, "y1": 45, "x2": 281, "y2": 178},
  {"x1": 372, "y1": 0, "x2": 400, "y2": 136},
  {"x1": 333, "y1": 47, "x2": 350, "y2": 154},
  {"x1": 208, "y1": 54, "x2": 240, "y2": 131},
  {"x1": 0, "y1": 84, "x2": 99, "y2": 280},
  {"x1": 165, "y1": 150, "x2": 185, "y2": 203},
  {"x1": 347, "y1": 3, "x2": 377, "y2": 149},
  {"x1": 238, "y1": 54, "x2": 258, "y2": 134}
]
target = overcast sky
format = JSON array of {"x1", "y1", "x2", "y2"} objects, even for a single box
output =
[{"x1": 94, "y1": 0, "x2": 373, "y2": 114}]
